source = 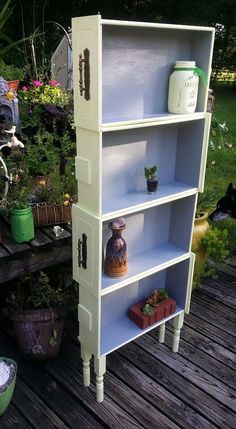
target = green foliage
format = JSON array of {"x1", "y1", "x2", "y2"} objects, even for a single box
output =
[
  {"x1": 144, "y1": 165, "x2": 157, "y2": 180},
  {"x1": 142, "y1": 303, "x2": 153, "y2": 316},
  {"x1": 6, "y1": 269, "x2": 79, "y2": 312},
  {"x1": 146, "y1": 288, "x2": 168, "y2": 306},
  {"x1": 201, "y1": 227, "x2": 229, "y2": 263},
  {"x1": 198, "y1": 85, "x2": 236, "y2": 253},
  {"x1": 193, "y1": 227, "x2": 229, "y2": 288},
  {"x1": 25, "y1": 138, "x2": 59, "y2": 176},
  {"x1": 0, "y1": 64, "x2": 24, "y2": 80},
  {"x1": 9, "y1": 184, "x2": 30, "y2": 210}
]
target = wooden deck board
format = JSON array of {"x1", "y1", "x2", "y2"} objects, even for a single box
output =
[{"x1": 0, "y1": 256, "x2": 236, "y2": 428}]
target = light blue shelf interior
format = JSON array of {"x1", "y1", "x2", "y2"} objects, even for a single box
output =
[
  {"x1": 100, "y1": 259, "x2": 190, "y2": 355},
  {"x1": 102, "y1": 120, "x2": 204, "y2": 216},
  {"x1": 102, "y1": 25, "x2": 212, "y2": 123},
  {"x1": 102, "y1": 195, "x2": 195, "y2": 290}
]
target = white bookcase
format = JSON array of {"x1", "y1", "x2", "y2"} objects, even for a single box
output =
[{"x1": 72, "y1": 15, "x2": 214, "y2": 402}]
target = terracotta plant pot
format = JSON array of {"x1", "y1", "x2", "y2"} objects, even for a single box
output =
[
  {"x1": 7, "y1": 80, "x2": 20, "y2": 92},
  {"x1": 12, "y1": 307, "x2": 65, "y2": 360},
  {"x1": 129, "y1": 297, "x2": 176, "y2": 329}
]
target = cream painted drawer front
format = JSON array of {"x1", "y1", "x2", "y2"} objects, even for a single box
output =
[{"x1": 72, "y1": 204, "x2": 101, "y2": 296}]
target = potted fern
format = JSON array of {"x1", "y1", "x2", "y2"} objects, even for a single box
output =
[{"x1": 144, "y1": 165, "x2": 159, "y2": 194}]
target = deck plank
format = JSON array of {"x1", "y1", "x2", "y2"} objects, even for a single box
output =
[
  {"x1": 0, "y1": 331, "x2": 104, "y2": 429},
  {"x1": 135, "y1": 334, "x2": 236, "y2": 411},
  {"x1": 0, "y1": 404, "x2": 33, "y2": 429},
  {"x1": 167, "y1": 323, "x2": 236, "y2": 370},
  {"x1": 153, "y1": 329, "x2": 236, "y2": 389},
  {"x1": 119, "y1": 341, "x2": 236, "y2": 429},
  {"x1": 12, "y1": 380, "x2": 69, "y2": 429}
]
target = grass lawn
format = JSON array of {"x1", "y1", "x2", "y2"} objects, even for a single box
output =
[{"x1": 198, "y1": 83, "x2": 236, "y2": 252}]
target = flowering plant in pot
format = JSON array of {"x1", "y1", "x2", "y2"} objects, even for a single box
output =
[
  {"x1": 129, "y1": 289, "x2": 176, "y2": 329},
  {"x1": 28, "y1": 167, "x2": 77, "y2": 226},
  {"x1": 6, "y1": 270, "x2": 79, "y2": 359},
  {"x1": 144, "y1": 165, "x2": 159, "y2": 194},
  {"x1": 0, "y1": 357, "x2": 17, "y2": 416}
]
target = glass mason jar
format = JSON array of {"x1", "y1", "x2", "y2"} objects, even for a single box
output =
[{"x1": 168, "y1": 60, "x2": 199, "y2": 114}]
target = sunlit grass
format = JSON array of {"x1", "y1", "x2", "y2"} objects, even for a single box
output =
[{"x1": 198, "y1": 83, "x2": 236, "y2": 252}]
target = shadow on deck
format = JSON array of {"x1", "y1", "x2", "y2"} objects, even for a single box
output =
[{"x1": 0, "y1": 256, "x2": 236, "y2": 428}]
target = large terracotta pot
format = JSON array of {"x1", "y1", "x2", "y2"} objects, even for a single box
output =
[
  {"x1": 12, "y1": 307, "x2": 65, "y2": 360},
  {"x1": 192, "y1": 212, "x2": 210, "y2": 263}
]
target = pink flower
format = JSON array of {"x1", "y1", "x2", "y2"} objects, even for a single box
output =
[
  {"x1": 32, "y1": 80, "x2": 42, "y2": 87},
  {"x1": 22, "y1": 86, "x2": 29, "y2": 91},
  {"x1": 49, "y1": 80, "x2": 60, "y2": 86}
]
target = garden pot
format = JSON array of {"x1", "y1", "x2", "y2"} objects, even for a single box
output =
[
  {"x1": 12, "y1": 307, "x2": 65, "y2": 360},
  {"x1": 192, "y1": 212, "x2": 210, "y2": 264},
  {"x1": 146, "y1": 179, "x2": 158, "y2": 194},
  {"x1": 7, "y1": 80, "x2": 20, "y2": 92},
  {"x1": 129, "y1": 298, "x2": 176, "y2": 329},
  {"x1": 11, "y1": 207, "x2": 35, "y2": 243},
  {"x1": 31, "y1": 202, "x2": 72, "y2": 226},
  {"x1": 0, "y1": 357, "x2": 17, "y2": 416}
]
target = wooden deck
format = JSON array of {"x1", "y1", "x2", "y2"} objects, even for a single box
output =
[
  {"x1": 0, "y1": 256, "x2": 236, "y2": 428},
  {"x1": 0, "y1": 219, "x2": 72, "y2": 283}
]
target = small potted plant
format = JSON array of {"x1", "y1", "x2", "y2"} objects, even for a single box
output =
[
  {"x1": 6, "y1": 270, "x2": 79, "y2": 360},
  {"x1": 0, "y1": 357, "x2": 17, "y2": 416},
  {"x1": 0, "y1": 64, "x2": 24, "y2": 91},
  {"x1": 129, "y1": 289, "x2": 176, "y2": 329},
  {"x1": 144, "y1": 165, "x2": 158, "y2": 193}
]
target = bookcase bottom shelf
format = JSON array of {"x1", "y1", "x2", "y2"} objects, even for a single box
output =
[{"x1": 100, "y1": 306, "x2": 183, "y2": 356}]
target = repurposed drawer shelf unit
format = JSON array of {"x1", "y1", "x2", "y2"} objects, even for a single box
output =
[{"x1": 72, "y1": 15, "x2": 214, "y2": 402}]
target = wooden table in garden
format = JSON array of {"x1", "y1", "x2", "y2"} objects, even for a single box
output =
[{"x1": 0, "y1": 218, "x2": 72, "y2": 283}]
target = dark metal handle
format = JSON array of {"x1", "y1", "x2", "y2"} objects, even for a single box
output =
[
  {"x1": 79, "y1": 48, "x2": 90, "y2": 100},
  {"x1": 78, "y1": 233, "x2": 87, "y2": 269}
]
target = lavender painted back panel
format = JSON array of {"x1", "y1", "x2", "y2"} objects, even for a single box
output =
[
  {"x1": 102, "y1": 126, "x2": 177, "y2": 200},
  {"x1": 102, "y1": 26, "x2": 191, "y2": 121}
]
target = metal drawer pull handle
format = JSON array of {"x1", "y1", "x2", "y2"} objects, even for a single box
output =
[
  {"x1": 79, "y1": 48, "x2": 90, "y2": 100},
  {"x1": 78, "y1": 233, "x2": 87, "y2": 269}
]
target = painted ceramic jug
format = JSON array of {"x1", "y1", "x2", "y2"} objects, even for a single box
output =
[{"x1": 104, "y1": 218, "x2": 127, "y2": 277}]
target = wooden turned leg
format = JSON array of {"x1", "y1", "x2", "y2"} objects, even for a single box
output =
[
  {"x1": 172, "y1": 313, "x2": 184, "y2": 353},
  {"x1": 159, "y1": 323, "x2": 166, "y2": 343},
  {"x1": 94, "y1": 356, "x2": 106, "y2": 403},
  {"x1": 81, "y1": 345, "x2": 92, "y2": 387}
]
